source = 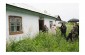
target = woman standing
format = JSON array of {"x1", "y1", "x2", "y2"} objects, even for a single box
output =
[{"x1": 51, "y1": 24, "x2": 57, "y2": 35}]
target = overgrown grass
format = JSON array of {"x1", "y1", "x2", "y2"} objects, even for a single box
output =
[{"x1": 6, "y1": 24, "x2": 79, "y2": 52}]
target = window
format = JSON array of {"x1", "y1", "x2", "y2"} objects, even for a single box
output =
[
  {"x1": 49, "y1": 21, "x2": 53, "y2": 28},
  {"x1": 9, "y1": 16, "x2": 23, "y2": 35}
]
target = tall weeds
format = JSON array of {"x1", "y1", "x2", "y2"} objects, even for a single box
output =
[{"x1": 6, "y1": 24, "x2": 79, "y2": 52}]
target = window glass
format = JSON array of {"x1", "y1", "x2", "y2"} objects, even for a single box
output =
[
  {"x1": 17, "y1": 26, "x2": 20, "y2": 31},
  {"x1": 50, "y1": 21, "x2": 53, "y2": 28},
  {"x1": 11, "y1": 26, "x2": 15, "y2": 32}
]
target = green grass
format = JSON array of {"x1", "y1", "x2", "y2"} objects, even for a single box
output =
[{"x1": 6, "y1": 24, "x2": 79, "y2": 52}]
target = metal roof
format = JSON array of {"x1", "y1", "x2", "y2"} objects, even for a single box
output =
[{"x1": 6, "y1": 3, "x2": 61, "y2": 20}]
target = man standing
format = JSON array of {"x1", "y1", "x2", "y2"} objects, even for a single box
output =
[
  {"x1": 60, "y1": 23, "x2": 67, "y2": 38},
  {"x1": 43, "y1": 25, "x2": 48, "y2": 32},
  {"x1": 66, "y1": 22, "x2": 79, "y2": 42}
]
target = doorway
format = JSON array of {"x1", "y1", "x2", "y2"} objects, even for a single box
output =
[{"x1": 39, "y1": 20, "x2": 44, "y2": 31}]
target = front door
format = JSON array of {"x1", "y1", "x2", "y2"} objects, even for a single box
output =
[{"x1": 39, "y1": 20, "x2": 44, "y2": 31}]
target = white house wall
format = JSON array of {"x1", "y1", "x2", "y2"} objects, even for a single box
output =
[
  {"x1": 44, "y1": 17, "x2": 56, "y2": 30},
  {"x1": 6, "y1": 10, "x2": 39, "y2": 42},
  {"x1": 56, "y1": 21, "x2": 61, "y2": 27}
]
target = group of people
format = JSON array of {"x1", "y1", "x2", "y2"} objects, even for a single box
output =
[
  {"x1": 43, "y1": 24, "x2": 57, "y2": 35},
  {"x1": 42, "y1": 22, "x2": 79, "y2": 42},
  {"x1": 60, "y1": 22, "x2": 79, "y2": 42}
]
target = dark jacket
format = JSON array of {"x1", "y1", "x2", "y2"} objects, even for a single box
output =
[{"x1": 60, "y1": 25, "x2": 67, "y2": 33}]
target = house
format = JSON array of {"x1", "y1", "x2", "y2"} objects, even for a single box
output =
[
  {"x1": 6, "y1": 3, "x2": 61, "y2": 42},
  {"x1": 55, "y1": 15, "x2": 62, "y2": 27}
]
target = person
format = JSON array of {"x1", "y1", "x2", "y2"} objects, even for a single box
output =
[
  {"x1": 43, "y1": 25, "x2": 48, "y2": 32},
  {"x1": 73, "y1": 23, "x2": 79, "y2": 39},
  {"x1": 60, "y1": 23, "x2": 67, "y2": 38},
  {"x1": 66, "y1": 28, "x2": 75, "y2": 42},
  {"x1": 76, "y1": 23, "x2": 79, "y2": 36},
  {"x1": 51, "y1": 24, "x2": 57, "y2": 35},
  {"x1": 66, "y1": 22, "x2": 79, "y2": 42}
]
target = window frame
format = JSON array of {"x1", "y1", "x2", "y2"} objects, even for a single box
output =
[
  {"x1": 49, "y1": 21, "x2": 53, "y2": 28},
  {"x1": 9, "y1": 16, "x2": 23, "y2": 35}
]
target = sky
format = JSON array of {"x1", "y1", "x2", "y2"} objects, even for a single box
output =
[{"x1": 27, "y1": 3, "x2": 79, "y2": 21}]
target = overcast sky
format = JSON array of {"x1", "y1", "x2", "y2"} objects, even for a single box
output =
[{"x1": 26, "y1": 3, "x2": 79, "y2": 21}]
